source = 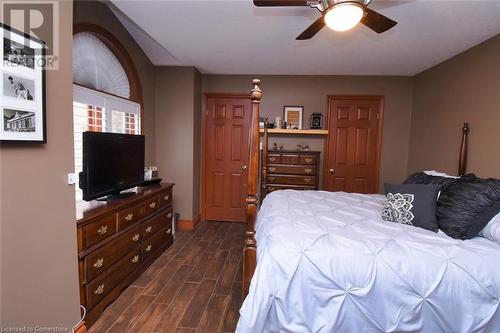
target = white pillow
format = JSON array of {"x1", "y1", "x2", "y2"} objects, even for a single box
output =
[
  {"x1": 424, "y1": 170, "x2": 460, "y2": 179},
  {"x1": 479, "y1": 212, "x2": 500, "y2": 244}
]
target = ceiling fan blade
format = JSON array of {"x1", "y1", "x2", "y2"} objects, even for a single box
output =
[
  {"x1": 296, "y1": 16, "x2": 325, "y2": 40},
  {"x1": 254, "y1": 0, "x2": 308, "y2": 7},
  {"x1": 361, "y1": 8, "x2": 397, "y2": 33}
]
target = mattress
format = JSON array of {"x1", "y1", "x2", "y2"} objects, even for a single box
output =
[{"x1": 237, "y1": 190, "x2": 500, "y2": 333}]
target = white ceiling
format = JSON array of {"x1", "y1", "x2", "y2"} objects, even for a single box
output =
[{"x1": 109, "y1": 0, "x2": 500, "y2": 76}]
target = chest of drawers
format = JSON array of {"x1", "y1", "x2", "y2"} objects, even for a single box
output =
[
  {"x1": 265, "y1": 150, "x2": 321, "y2": 193},
  {"x1": 76, "y1": 183, "x2": 174, "y2": 326}
]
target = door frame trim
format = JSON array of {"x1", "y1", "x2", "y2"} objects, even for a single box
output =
[
  {"x1": 201, "y1": 93, "x2": 251, "y2": 223},
  {"x1": 323, "y1": 95, "x2": 385, "y2": 193}
]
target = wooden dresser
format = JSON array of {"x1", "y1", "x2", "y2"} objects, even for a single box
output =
[
  {"x1": 76, "y1": 183, "x2": 174, "y2": 326},
  {"x1": 265, "y1": 150, "x2": 321, "y2": 192}
]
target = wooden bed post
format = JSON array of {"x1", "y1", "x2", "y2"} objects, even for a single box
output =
[
  {"x1": 458, "y1": 122, "x2": 469, "y2": 176},
  {"x1": 243, "y1": 79, "x2": 262, "y2": 296},
  {"x1": 261, "y1": 118, "x2": 269, "y2": 202}
]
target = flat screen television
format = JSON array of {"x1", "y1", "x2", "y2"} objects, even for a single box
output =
[{"x1": 79, "y1": 131, "x2": 145, "y2": 201}]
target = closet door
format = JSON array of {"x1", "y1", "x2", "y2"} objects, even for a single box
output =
[
  {"x1": 324, "y1": 96, "x2": 384, "y2": 194},
  {"x1": 204, "y1": 96, "x2": 252, "y2": 222}
]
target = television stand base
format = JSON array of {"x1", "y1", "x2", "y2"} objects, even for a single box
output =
[{"x1": 97, "y1": 191, "x2": 136, "y2": 202}]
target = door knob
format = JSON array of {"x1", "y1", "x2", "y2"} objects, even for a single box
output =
[
  {"x1": 242, "y1": 165, "x2": 247, "y2": 171},
  {"x1": 329, "y1": 169, "x2": 335, "y2": 175}
]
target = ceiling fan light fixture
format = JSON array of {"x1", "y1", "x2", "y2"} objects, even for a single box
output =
[{"x1": 324, "y1": 2, "x2": 364, "y2": 32}]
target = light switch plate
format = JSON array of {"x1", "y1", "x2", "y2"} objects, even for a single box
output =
[{"x1": 67, "y1": 173, "x2": 78, "y2": 185}]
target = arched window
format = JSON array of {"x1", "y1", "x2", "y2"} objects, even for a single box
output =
[
  {"x1": 73, "y1": 32, "x2": 131, "y2": 98},
  {"x1": 71, "y1": 25, "x2": 143, "y2": 200}
]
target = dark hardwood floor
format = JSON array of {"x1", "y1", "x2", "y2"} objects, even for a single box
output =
[{"x1": 89, "y1": 221, "x2": 246, "y2": 333}]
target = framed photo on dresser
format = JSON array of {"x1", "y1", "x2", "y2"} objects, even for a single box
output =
[{"x1": 0, "y1": 23, "x2": 46, "y2": 143}]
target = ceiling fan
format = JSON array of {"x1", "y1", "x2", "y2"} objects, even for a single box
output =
[{"x1": 253, "y1": 0, "x2": 398, "y2": 40}]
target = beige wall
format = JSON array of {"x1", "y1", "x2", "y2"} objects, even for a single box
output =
[
  {"x1": 73, "y1": 0, "x2": 157, "y2": 165},
  {"x1": 408, "y1": 34, "x2": 500, "y2": 178},
  {"x1": 202, "y1": 75, "x2": 414, "y2": 191},
  {"x1": 0, "y1": 0, "x2": 81, "y2": 329},
  {"x1": 155, "y1": 67, "x2": 201, "y2": 220}
]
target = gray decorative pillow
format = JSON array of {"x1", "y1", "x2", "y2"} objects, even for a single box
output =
[
  {"x1": 437, "y1": 176, "x2": 500, "y2": 239},
  {"x1": 382, "y1": 184, "x2": 442, "y2": 232}
]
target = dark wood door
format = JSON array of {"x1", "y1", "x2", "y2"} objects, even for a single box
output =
[
  {"x1": 324, "y1": 96, "x2": 383, "y2": 194},
  {"x1": 204, "y1": 96, "x2": 252, "y2": 222}
]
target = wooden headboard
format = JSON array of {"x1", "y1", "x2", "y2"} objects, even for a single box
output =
[{"x1": 242, "y1": 78, "x2": 470, "y2": 296}]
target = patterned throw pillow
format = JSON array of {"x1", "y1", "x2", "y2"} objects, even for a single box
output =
[
  {"x1": 382, "y1": 184, "x2": 442, "y2": 232},
  {"x1": 382, "y1": 193, "x2": 415, "y2": 225}
]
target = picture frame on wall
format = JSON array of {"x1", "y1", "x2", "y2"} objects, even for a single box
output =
[
  {"x1": 283, "y1": 106, "x2": 303, "y2": 130},
  {"x1": 0, "y1": 23, "x2": 46, "y2": 143},
  {"x1": 310, "y1": 113, "x2": 323, "y2": 129}
]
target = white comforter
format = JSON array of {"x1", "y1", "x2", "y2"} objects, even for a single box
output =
[{"x1": 237, "y1": 190, "x2": 500, "y2": 333}]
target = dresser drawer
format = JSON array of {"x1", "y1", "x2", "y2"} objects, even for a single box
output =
[
  {"x1": 142, "y1": 225, "x2": 173, "y2": 260},
  {"x1": 84, "y1": 224, "x2": 142, "y2": 283},
  {"x1": 267, "y1": 164, "x2": 317, "y2": 176},
  {"x1": 82, "y1": 214, "x2": 116, "y2": 250},
  {"x1": 85, "y1": 246, "x2": 141, "y2": 308},
  {"x1": 267, "y1": 184, "x2": 315, "y2": 193},
  {"x1": 139, "y1": 197, "x2": 160, "y2": 219},
  {"x1": 143, "y1": 207, "x2": 173, "y2": 240},
  {"x1": 267, "y1": 154, "x2": 280, "y2": 164},
  {"x1": 267, "y1": 174, "x2": 316, "y2": 186},
  {"x1": 280, "y1": 154, "x2": 299, "y2": 164},
  {"x1": 117, "y1": 204, "x2": 142, "y2": 230},
  {"x1": 299, "y1": 155, "x2": 318, "y2": 165},
  {"x1": 158, "y1": 188, "x2": 173, "y2": 208}
]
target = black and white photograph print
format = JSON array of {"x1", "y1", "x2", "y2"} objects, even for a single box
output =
[
  {"x1": 3, "y1": 108, "x2": 36, "y2": 132},
  {"x1": 3, "y1": 37, "x2": 35, "y2": 69},
  {"x1": 0, "y1": 24, "x2": 46, "y2": 143},
  {"x1": 3, "y1": 73, "x2": 35, "y2": 101}
]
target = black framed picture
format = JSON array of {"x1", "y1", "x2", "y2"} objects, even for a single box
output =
[
  {"x1": 310, "y1": 113, "x2": 323, "y2": 129},
  {"x1": 1, "y1": 23, "x2": 46, "y2": 143}
]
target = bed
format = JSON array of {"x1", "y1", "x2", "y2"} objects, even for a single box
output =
[{"x1": 238, "y1": 79, "x2": 500, "y2": 332}]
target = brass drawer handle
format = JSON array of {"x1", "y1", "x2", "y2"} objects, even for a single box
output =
[
  {"x1": 304, "y1": 168, "x2": 312, "y2": 174},
  {"x1": 145, "y1": 226, "x2": 152, "y2": 233},
  {"x1": 167, "y1": 212, "x2": 172, "y2": 219},
  {"x1": 269, "y1": 167, "x2": 276, "y2": 172},
  {"x1": 132, "y1": 234, "x2": 140, "y2": 242},
  {"x1": 96, "y1": 225, "x2": 108, "y2": 235},
  {"x1": 269, "y1": 157, "x2": 277, "y2": 162},
  {"x1": 94, "y1": 284, "x2": 104, "y2": 295},
  {"x1": 268, "y1": 177, "x2": 276, "y2": 181},
  {"x1": 145, "y1": 244, "x2": 152, "y2": 252},
  {"x1": 305, "y1": 157, "x2": 313, "y2": 163},
  {"x1": 304, "y1": 178, "x2": 312, "y2": 183},
  {"x1": 149, "y1": 201, "x2": 156, "y2": 209},
  {"x1": 163, "y1": 194, "x2": 169, "y2": 201},
  {"x1": 125, "y1": 213, "x2": 134, "y2": 221},
  {"x1": 166, "y1": 228, "x2": 172, "y2": 235},
  {"x1": 93, "y1": 258, "x2": 104, "y2": 269},
  {"x1": 131, "y1": 255, "x2": 139, "y2": 264}
]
